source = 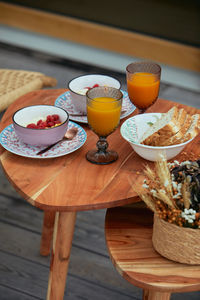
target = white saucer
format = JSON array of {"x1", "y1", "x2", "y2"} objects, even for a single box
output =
[
  {"x1": 55, "y1": 90, "x2": 136, "y2": 123},
  {"x1": 0, "y1": 121, "x2": 87, "y2": 159}
]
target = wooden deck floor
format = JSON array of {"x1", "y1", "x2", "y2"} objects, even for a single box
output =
[
  {"x1": 1, "y1": 168, "x2": 200, "y2": 300},
  {"x1": 0, "y1": 166, "x2": 141, "y2": 300},
  {"x1": 0, "y1": 43, "x2": 200, "y2": 299}
]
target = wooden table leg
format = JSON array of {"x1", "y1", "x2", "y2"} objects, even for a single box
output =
[
  {"x1": 143, "y1": 290, "x2": 171, "y2": 300},
  {"x1": 40, "y1": 211, "x2": 56, "y2": 256},
  {"x1": 47, "y1": 211, "x2": 77, "y2": 300}
]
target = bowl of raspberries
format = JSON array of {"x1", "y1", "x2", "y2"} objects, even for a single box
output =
[
  {"x1": 12, "y1": 105, "x2": 69, "y2": 146},
  {"x1": 68, "y1": 74, "x2": 121, "y2": 114}
]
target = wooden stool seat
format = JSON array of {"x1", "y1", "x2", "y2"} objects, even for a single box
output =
[{"x1": 105, "y1": 203, "x2": 200, "y2": 300}]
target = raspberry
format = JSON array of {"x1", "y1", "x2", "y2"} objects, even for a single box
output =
[
  {"x1": 37, "y1": 119, "x2": 43, "y2": 126},
  {"x1": 47, "y1": 121, "x2": 54, "y2": 127},
  {"x1": 47, "y1": 115, "x2": 54, "y2": 122},
  {"x1": 27, "y1": 123, "x2": 38, "y2": 129},
  {"x1": 54, "y1": 120, "x2": 61, "y2": 124},
  {"x1": 52, "y1": 114, "x2": 59, "y2": 121},
  {"x1": 26, "y1": 114, "x2": 61, "y2": 129},
  {"x1": 38, "y1": 122, "x2": 46, "y2": 129},
  {"x1": 42, "y1": 121, "x2": 47, "y2": 128}
]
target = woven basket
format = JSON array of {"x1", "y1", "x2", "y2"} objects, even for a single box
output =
[{"x1": 152, "y1": 214, "x2": 200, "y2": 265}]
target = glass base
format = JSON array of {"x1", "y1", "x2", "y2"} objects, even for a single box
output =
[{"x1": 86, "y1": 149, "x2": 118, "y2": 165}]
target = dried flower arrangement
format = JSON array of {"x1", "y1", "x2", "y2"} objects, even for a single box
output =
[{"x1": 138, "y1": 155, "x2": 200, "y2": 229}]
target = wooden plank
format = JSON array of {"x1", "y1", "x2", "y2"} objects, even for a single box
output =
[
  {"x1": 0, "y1": 249, "x2": 138, "y2": 299},
  {"x1": 0, "y1": 2, "x2": 199, "y2": 72},
  {"x1": 0, "y1": 214, "x2": 199, "y2": 299},
  {"x1": 0, "y1": 193, "x2": 107, "y2": 255},
  {"x1": 0, "y1": 190, "x2": 139, "y2": 297},
  {"x1": 0, "y1": 220, "x2": 132, "y2": 292},
  {"x1": 0, "y1": 284, "x2": 40, "y2": 300},
  {"x1": 0, "y1": 251, "x2": 47, "y2": 299}
]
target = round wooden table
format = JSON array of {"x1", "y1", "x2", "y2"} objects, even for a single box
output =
[
  {"x1": 0, "y1": 89, "x2": 200, "y2": 300},
  {"x1": 105, "y1": 204, "x2": 200, "y2": 300}
]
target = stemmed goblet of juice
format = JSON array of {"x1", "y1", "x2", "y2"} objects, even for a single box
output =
[
  {"x1": 126, "y1": 61, "x2": 161, "y2": 114},
  {"x1": 86, "y1": 86, "x2": 122, "y2": 165}
]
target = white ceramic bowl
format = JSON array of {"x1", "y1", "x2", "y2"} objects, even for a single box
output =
[
  {"x1": 13, "y1": 105, "x2": 69, "y2": 146},
  {"x1": 68, "y1": 74, "x2": 121, "y2": 114},
  {"x1": 120, "y1": 113, "x2": 194, "y2": 161}
]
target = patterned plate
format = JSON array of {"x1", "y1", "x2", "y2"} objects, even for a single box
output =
[
  {"x1": 55, "y1": 90, "x2": 136, "y2": 123},
  {"x1": 0, "y1": 121, "x2": 87, "y2": 159}
]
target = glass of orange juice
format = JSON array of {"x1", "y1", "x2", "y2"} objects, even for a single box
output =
[
  {"x1": 126, "y1": 61, "x2": 161, "y2": 114},
  {"x1": 86, "y1": 86, "x2": 123, "y2": 164}
]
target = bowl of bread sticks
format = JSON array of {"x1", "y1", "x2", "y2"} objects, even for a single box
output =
[{"x1": 120, "y1": 107, "x2": 200, "y2": 161}]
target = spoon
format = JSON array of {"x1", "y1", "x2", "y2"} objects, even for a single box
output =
[{"x1": 36, "y1": 127, "x2": 78, "y2": 155}]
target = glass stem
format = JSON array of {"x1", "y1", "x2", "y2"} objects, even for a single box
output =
[{"x1": 96, "y1": 137, "x2": 108, "y2": 153}]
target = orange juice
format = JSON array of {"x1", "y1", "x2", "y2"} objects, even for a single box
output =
[
  {"x1": 127, "y1": 72, "x2": 160, "y2": 109},
  {"x1": 87, "y1": 97, "x2": 121, "y2": 136}
]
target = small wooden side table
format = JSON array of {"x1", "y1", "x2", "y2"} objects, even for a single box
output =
[{"x1": 105, "y1": 203, "x2": 200, "y2": 300}]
